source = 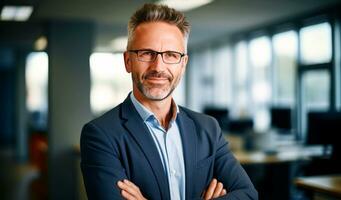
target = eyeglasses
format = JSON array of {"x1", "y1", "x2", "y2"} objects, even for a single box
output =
[{"x1": 128, "y1": 49, "x2": 186, "y2": 64}]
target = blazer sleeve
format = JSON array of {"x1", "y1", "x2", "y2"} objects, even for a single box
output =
[
  {"x1": 212, "y1": 121, "x2": 258, "y2": 200},
  {"x1": 80, "y1": 122, "x2": 127, "y2": 200}
]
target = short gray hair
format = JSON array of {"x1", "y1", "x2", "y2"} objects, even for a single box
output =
[{"x1": 127, "y1": 3, "x2": 190, "y2": 50}]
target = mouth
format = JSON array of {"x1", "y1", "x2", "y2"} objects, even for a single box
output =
[
  {"x1": 144, "y1": 72, "x2": 171, "y2": 81},
  {"x1": 145, "y1": 77, "x2": 169, "y2": 84}
]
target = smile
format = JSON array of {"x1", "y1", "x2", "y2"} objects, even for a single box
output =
[{"x1": 145, "y1": 77, "x2": 169, "y2": 83}]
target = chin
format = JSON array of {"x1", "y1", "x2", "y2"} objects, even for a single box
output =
[{"x1": 144, "y1": 89, "x2": 172, "y2": 101}]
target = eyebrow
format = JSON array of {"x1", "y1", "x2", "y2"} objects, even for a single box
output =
[
  {"x1": 136, "y1": 48, "x2": 154, "y2": 51},
  {"x1": 134, "y1": 49, "x2": 183, "y2": 53}
]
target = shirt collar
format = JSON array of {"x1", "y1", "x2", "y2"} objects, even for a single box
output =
[{"x1": 130, "y1": 92, "x2": 179, "y2": 123}]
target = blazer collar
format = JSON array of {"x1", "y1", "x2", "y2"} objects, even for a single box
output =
[{"x1": 121, "y1": 95, "x2": 171, "y2": 200}]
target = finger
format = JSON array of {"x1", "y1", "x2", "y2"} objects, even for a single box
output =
[
  {"x1": 117, "y1": 180, "x2": 128, "y2": 190},
  {"x1": 201, "y1": 189, "x2": 206, "y2": 198},
  {"x1": 212, "y1": 182, "x2": 224, "y2": 198},
  {"x1": 117, "y1": 181, "x2": 140, "y2": 197},
  {"x1": 120, "y1": 180, "x2": 147, "y2": 200},
  {"x1": 220, "y1": 188, "x2": 227, "y2": 196},
  {"x1": 124, "y1": 179, "x2": 140, "y2": 191},
  {"x1": 123, "y1": 179, "x2": 145, "y2": 199},
  {"x1": 204, "y1": 179, "x2": 217, "y2": 200},
  {"x1": 121, "y1": 189, "x2": 136, "y2": 200},
  {"x1": 117, "y1": 180, "x2": 124, "y2": 189}
]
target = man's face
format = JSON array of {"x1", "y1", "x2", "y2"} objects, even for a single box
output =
[{"x1": 124, "y1": 22, "x2": 188, "y2": 101}]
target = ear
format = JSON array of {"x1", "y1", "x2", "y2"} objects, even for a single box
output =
[
  {"x1": 181, "y1": 54, "x2": 189, "y2": 74},
  {"x1": 124, "y1": 51, "x2": 132, "y2": 73}
]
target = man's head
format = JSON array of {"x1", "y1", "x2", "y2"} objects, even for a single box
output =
[
  {"x1": 127, "y1": 3, "x2": 190, "y2": 51},
  {"x1": 124, "y1": 4, "x2": 190, "y2": 102}
]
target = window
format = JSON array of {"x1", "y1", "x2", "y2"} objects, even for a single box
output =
[
  {"x1": 212, "y1": 45, "x2": 232, "y2": 107},
  {"x1": 302, "y1": 70, "x2": 330, "y2": 109},
  {"x1": 249, "y1": 36, "x2": 272, "y2": 131},
  {"x1": 300, "y1": 22, "x2": 332, "y2": 64},
  {"x1": 25, "y1": 52, "x2": 48, "y2": 130},
  {"x1": 298, "y1": 22, "x2": 333, "y2": 139},
  {"x1": 301, "y1": 70, "x2": 330, "y2": 137},
  {"x1": 273, "y1": 31, "x2": 298, "y2": 105},
  {"x1": 89, "y1": 53, "x2": 131, "y2": 116},
  {"x1": 187, "y1": 44, "x2": 231, "y2": 112},
  {"x1": 232, "y1": 41, "x2": 250, "y2": 118},
  {"x1": 187, "y1": 48, "x2": 213, "y2": 111}
]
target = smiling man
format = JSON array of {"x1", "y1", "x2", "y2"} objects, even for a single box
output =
[{"x1": 80, "y1": 3, "x2": 257, "y2": 200}]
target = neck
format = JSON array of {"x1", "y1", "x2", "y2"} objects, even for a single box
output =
[{"x1": 133, "y1": 90, "x2": 173, "y2": 129}]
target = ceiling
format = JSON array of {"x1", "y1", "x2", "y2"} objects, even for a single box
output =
[{"x1": 1, "y1": 0, "x2": 340, "y2": 51}]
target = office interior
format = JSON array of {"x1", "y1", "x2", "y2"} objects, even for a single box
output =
[{"x1": 1, "y1": 0, "x2": 341, "y2": 199}]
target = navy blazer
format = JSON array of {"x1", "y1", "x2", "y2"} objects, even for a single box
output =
[{"x1": 80, "y1": 96, "x2": 258, "y2": 200}]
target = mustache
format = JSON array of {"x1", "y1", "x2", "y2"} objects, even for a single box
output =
[{"x1": 143, "y1": 71, "x2": 172, "y2": 80}]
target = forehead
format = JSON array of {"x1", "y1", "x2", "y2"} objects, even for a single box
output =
[{"x1": 131, "y1": 22, "x2": 186, "y2": 51}]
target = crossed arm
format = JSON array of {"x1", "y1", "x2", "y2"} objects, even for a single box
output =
[{"x1": 117, "y1": 178, "x2": 227, "y2": 200}]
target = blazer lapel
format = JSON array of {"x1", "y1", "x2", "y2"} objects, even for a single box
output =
[
  {"x1": 177, "y1": 109, "x2": 197, "y2": 199},
  {"x1": 121, "y1": 96, "x2": 170, "y2": 200}
]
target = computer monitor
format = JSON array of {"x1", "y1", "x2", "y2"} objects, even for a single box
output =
[
  {"x1": 306, "y1": 111, "x2": 341, "y2": 164},
  {"x1": 227, "y1": 118, "x2": 253, "y2": 134},
  {"x1": 203, "y1": 107, "x2": 229, "y2": 130},
  {"x1": 306, "y1": 111, "x2": 341, "y2": 146},
  {"x1": 270, "y1": 107, "x2": 292, "y2": 132}
]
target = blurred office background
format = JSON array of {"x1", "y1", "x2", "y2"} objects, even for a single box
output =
[{"x1": 1, "y1": 0, "x2": 341, "y2": 199}]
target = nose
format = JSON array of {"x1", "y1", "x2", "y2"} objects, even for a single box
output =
[{"x1": 150, "y1": 53, "x2": 166, "y2": 71}]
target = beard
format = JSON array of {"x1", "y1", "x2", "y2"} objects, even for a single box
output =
[{"x1": 133, "y1": 70, "x2": 181, "y2": 101}]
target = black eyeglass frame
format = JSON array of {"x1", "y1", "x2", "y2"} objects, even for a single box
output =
[{"x1": 128, "y1": 49, "x2": 186, "y2": 64}]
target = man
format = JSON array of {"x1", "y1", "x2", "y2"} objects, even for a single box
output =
[{"x1": 81, "y1": 3, "x2": 257, "y2": 200}]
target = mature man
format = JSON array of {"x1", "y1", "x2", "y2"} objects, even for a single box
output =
[{"x1": 81, "y1": 3, "x2": 257, "y2": 200}]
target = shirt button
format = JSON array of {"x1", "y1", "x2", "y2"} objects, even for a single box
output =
[{"x1": 171, "y1": 169, "x2": 176, "y2": 176}]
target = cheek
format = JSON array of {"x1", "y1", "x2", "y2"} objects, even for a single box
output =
[
  {"x1": 177, "y1": 66, "x2": 185, "y2": 77},
  {"x1": 132, "y1": 70, "x2": 142, "y2": 81},
  {"x1": 181, "y1": 67, "x2": 186, "y2": 76},
  {"x1": 171, "y1": 68, "x2": 184, "y2": 83},
  {"x1": 132, "y1": 68, "x2": 148, "y2": 82},
  {"x1": 130, "y1": 63, "x2": 145, "y2": 76}
]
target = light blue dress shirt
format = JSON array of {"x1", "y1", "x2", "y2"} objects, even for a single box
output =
[{"x1": 130, "y1": 93, "x2": 186, "y2": 200}]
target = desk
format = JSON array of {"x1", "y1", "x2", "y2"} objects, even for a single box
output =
[
  {"x1": 225, "y1": 134, "x2": 327, "y2": 165},
  {"x1": 233, "y1": 145, "x2": 326, "y2": 165},
  {"x1": 231, "y1": 144, "x2": 326, "y2": 200},
  {"x1": 294, "y1": 175, "x2": 341, "y2": 199},
  {"x1": 229, "y1": 138, "x2": 328, "y2": 200}
]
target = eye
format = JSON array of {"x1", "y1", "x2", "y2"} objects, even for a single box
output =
[
  {"x1": 164, "y1": 51, "x2": 180, "y2": 59},
  {"x1": 140, "y1": 50, "x2": 155, "y2": 57}
]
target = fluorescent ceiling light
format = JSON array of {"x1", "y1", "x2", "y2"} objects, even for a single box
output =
[
  {"x1": 157, "y1": 0, "x2": 213, "y2": 12},
  {"x1": 1, "y1": 6, "x2": 33, "y2": 21},
  {"x1": 15, "y1": 6, "x2": 33, "y2": 21},
  {"x1": 1, "y1": 6, "x2": 16, "y2": 20}
]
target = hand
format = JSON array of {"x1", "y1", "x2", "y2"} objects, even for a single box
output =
[
  {"x1": 202, "y1": 178, "x2": 228, "y2": 200},
  {"x1": 117, "y1": 179, "x2": 147, "y2": 200}
]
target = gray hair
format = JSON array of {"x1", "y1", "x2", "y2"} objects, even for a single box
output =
[{"x1": 127, "y1": 3, "x2": 190, "y2": 50}]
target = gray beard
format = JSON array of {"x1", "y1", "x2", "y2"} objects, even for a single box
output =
[
  {"x1": 133, "y1": 73, "x2": 181, "y2": 101},
  {"x1": 136, "y1": 80, "x2": 175, "y2": 101}
]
